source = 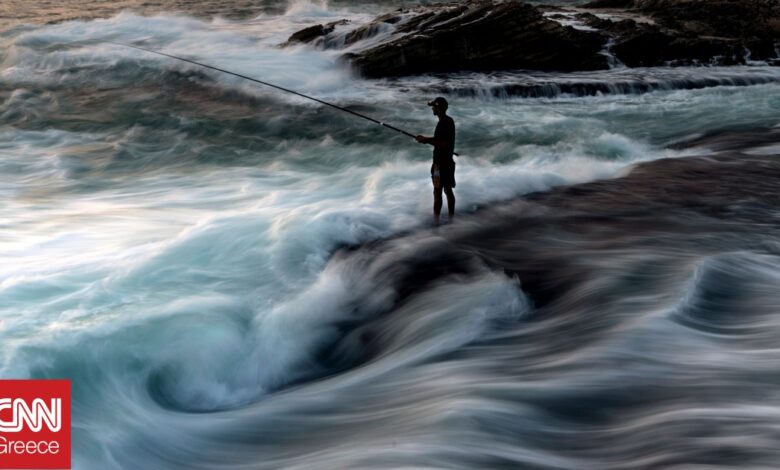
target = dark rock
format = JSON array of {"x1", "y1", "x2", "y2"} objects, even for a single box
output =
[
  {"x1": 635, "y1": 0, "x2": 780, "y2": 39},
  {"x1": 290, "y1": 0, "x2": 779, "y2": 75},
  {"x1": 282, "y1": 20, "x2": 349, "y2": 47},
  {"x1": 607, "y1": 19, "x2": 639, "y2": 34},
  {"x1": 344, "y1": 1, "x2": 609, "y2": 78},
  {"x1": 584, "y1": 0, "x2": 780, "y2": 66},
  {"x1": 575, "y1": 12, "x2": 614, "y2": 30},
  {"x1": 744, "y1": 38, "x2": 780, "y2": 61},
  {"x1": 374, "y1": 12, "x2": 405, "y2": 24},
  {"x1": 396, "y1": 5, "x2": 469, "y2": 33},
  {"x1": 583, "y1": 0, "x2": 635, "y2": 7},
  {"x1": 341, "y1": 13, "x2": 409, "y2": 47},
  {"x1": 285, "y1": 24, "x2": 332, "y2": 45},
  {"x1": 611, "y1": 24, "x2": 743, "y2": 66},
  {"x1": 585, "y1": 0, "x2": 780, "y2": 40}
]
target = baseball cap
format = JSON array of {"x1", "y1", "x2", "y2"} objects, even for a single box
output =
[{"x1": 427, "y1": 97, "x2": 448, "y2": 110}]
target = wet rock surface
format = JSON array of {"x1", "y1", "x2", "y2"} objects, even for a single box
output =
[
  {"x1": 282, "y1": 19, "x2": 349, "y2": 47},
  {"x1": 584, "y1": 0, "x2": 780, "y2": 66},
  {"x1": 351, "y1": 126, "x2": 780, "y2": 309},
  {"x1": 284, "y1": 0, "x2": 780, "y2": 76},
  {"x1": 348, "y1": 2, "x2": 610, "y2": 77},
  {"x1": 285, "y1": 1, "x2": 610, "y2": 76}
]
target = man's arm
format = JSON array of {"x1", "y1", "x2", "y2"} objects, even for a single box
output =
[
  {"x1": 417, "y1": 119, "x2": 454, "y2": 150},
  {"x1": 415, "y1": 135, "x2": 447, "y2": 147}
]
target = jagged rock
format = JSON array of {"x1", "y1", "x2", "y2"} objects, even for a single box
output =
[
  {"x1": 612, "y1": 26, "x2": 745, "y2": 66},
  {"x1": 284, "y1": 24, "x2": 331, "y2": 45},
  {"x1": 343, "y1": 1, "x2": 609, "y2": 78},
  {"x1": 282, "y1": 20, "x2": 349, "y2": 47},
  {"x1": 587, "y1": 0, "x2": 780, "y2": 38},
  {"x1": 339, "y1": 5, "x2": 473, "y2": 49},
  {"x1": 286, "y1": 0, "x2": 779, "y2": 74},
  {"x1": 584, "y1": 0, "x2": 780, "y2": 64},
  {"x1": 583, "y1": 0, "x2": 634, "y2": 7},
  {"x1": 574, "y1": 12, "x2": 615, "y2": 30},
  {"x1": 639, "y1": 0, "x2": 780, "y2": 57},
  {"x1": 341, "y1": 12, "x2": 411, "y2": 47},
  {"x1": 394, "y1": 5, "x2": 469, "y2": 33}
]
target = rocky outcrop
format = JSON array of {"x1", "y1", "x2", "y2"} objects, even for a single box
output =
[
  {"x1": 284, "y1": 1, "x2": 609, "y2": 76},
  {"x1": 610, "y1": 25, "x2": 749, "y2": 67},
  {"x1": 282, "y1": 20, "x2": 349, "y2": 47},
  {"x1": 283, "y1": 0, "x2": 780, "y2": 77},
  {"x1": 584, "y1": 0, "x2": 780, "y2": 66},
  {"x1": 586, "y1": 0, "x2": 780, "y2": 37},
  {"x1": 346, "y1": 2, "x2": 609, "y2": 77}
]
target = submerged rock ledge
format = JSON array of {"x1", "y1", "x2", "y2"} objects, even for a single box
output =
[
  {"x1": 284, "y1": 0, "x2": 780, "y2": 77},
  {"x1": 335, "y1": 127, "x2": 780, "y2": 312}
]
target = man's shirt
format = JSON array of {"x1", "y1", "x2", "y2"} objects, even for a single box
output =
[{"x1": 433, "y1": 115, "x2": 455, "y2": 165}]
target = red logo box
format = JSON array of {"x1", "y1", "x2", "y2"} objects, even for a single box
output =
[{"x1": 0, "y1": 380, "x2": 71, "y2": 469}]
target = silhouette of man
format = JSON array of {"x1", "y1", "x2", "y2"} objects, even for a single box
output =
[{"x1": 416, "y1": 97, "x2": 455, "y2": 225}]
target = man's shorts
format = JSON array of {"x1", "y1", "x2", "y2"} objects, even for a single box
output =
[{"x1": 431, "y1": 162, "x2": 456, "y2": 188}]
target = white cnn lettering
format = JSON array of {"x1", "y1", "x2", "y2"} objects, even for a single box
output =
[{"x1": 0, "y1": 398, "x2": 61, "y2": 432}]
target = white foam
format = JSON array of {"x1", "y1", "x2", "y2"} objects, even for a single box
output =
[
  {"x1": 3, "y1": 12, "x2": 360, "y2": 99},
  {"x1": 744, "y1": 143, "x2": 780, "y2": 156},
  {"x1": 3, "y1": 11, "x2": 780, "y2": 467}
]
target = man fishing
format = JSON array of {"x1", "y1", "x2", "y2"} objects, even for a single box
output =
[
  {"x1": 416, "y1": 97, "x2": 456, "y2": 225},
  {"x1": 108, "y1": 45, "x2": 459, "y2": 225}
]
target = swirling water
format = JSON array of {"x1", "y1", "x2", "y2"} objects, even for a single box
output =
[{"x1": 2, "y1": 1, "x2": 780, "y2": 468}]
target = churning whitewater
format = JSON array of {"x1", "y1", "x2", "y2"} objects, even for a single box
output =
[{"x1": 2, "y1": 1, "x2": 780, "y2": 468}]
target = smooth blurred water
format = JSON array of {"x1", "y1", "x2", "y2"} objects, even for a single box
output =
[{"x1": 2, "y1": 1, "x2": 780, "y2": 468}]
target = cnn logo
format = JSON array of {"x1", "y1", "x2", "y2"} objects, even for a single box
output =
[
  {"x1": 0, "y1": 398, "x2": 62, "y2": 432},
  {"x1": 0, "y1": 380, "x2": 70, "y2": 469}
]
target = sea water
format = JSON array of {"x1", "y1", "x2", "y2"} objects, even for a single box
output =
[{"x1": 2, "y1": 1, "x2": 780, "y2": 468}]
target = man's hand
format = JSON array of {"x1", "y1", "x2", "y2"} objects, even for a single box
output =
[{"x1": 416, "y1": 135, "x2": 428, "y2": 144}]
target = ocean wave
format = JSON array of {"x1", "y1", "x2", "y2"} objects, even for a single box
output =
[
  {"x1": 416, "y1": 67, "x2": 780, "y2": 99},
  {"x1": 3, "y1": 6, "x2": 780, "y2": 469}
]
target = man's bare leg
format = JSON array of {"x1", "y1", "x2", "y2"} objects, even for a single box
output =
[
  {"x1": 443, "y1": 186, "x2": 455, "y2": 221},
  {"x1": 433, "y1": 187, "x2": 443, "y2": 225}
]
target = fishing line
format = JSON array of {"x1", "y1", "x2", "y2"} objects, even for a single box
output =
[{"x1": 106, "y1": 41, "x2": 457, "y2": 155}]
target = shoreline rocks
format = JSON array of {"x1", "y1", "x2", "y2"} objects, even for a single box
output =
[
  {"x1": 346, "y1": 2, "x2": 609, "y2": 77},
  {"x1": 283, "y1": 0, "x2": 779, "y2": 78},
  {"x1": 282, "y1": 19, "x2": 350, "y2": 47},
  {"x1": 584, "y1": 0, "x2": 780, "y2": 66}
]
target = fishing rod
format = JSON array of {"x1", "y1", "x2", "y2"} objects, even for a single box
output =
[{"x1": 106, "y1": 41, "x2": 457, "y2": 155}]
